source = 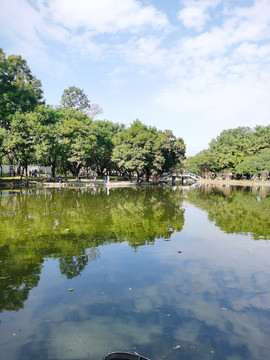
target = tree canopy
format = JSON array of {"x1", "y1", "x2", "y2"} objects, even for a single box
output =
[
  {"x1": 187, "y1": 126, "x2": 270, "y2": 178},
  {"x1": 61, "y1": 86, "x2": 91, "y2": 111},
  {"x1": 0, "y1": 48, "x2": 44, "y2": 129},
  {"x1": 112, "y1": 120, "x2": 185, "y2": 181}
]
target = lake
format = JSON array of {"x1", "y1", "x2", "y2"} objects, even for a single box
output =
[{"x1": 0, "y1": 185, "x2": 270, "y2": 360}]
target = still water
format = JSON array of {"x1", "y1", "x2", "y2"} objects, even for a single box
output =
[{"x1": 0, "y1": 185, "x2": 269, "y2": 360}]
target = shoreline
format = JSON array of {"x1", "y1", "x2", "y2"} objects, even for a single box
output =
[
  {"x1": 198, "y1": 179, "x2": 270, "y2": 187},
  {"x1": 1, "y1": 178, "x2": 270, "y2": 189}
]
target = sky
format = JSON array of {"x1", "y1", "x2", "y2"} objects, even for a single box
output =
[{"x1": 0, "y1": 0, "x2": 270, "y2": 156}]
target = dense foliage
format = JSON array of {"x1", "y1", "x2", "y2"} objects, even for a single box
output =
[
  {"x1": 0, "y1": 48, "x2": 185, "y2": 179},
  {"x1": 186, "y1": 126, "x2": 270, "y2": 178},
  {"x1": 112, "y1": 120, "x2": 185, "y2": 181},
  {"x1": 61, "y1": 86, "x2": 91, "y2": 111},
  {"x1": 0, "y1": 48, "x2": 44, "y2": 129}
]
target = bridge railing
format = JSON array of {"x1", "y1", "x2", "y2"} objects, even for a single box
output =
[{"x1": 159, "y1": 173, "x2": 201, "y2": 181}]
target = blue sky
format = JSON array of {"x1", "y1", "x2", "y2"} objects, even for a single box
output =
[{"x1": 0, "y1": 0, "x2": 269, "y2": 156}]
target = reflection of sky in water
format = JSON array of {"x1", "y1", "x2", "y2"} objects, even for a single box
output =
[{"x1": 1, "y1": 202, "x2": 270, "y2": 360}]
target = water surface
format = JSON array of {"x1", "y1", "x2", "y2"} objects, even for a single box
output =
[{"x1": 0, "y1": 186, "x2": 269, "y2": 360}]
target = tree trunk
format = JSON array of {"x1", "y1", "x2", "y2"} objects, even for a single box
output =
[
  {"x1": 74, "y1": 163, "x2": 82, "y2": 178},
  {"x1": 51, "y1": 164, "x2": 56, "y2": 178},
  {"x1": 146, "y1": 170, "x2": 150, "y2": 182},
  {"x1": 24, "y1": 165, "x2": 29, "y2": 187},
  {"x1": 17, "y1": 162, "x2": 21, "y2": 176},
  {"x1": 97, "y1": 166, "x2": 104, "y2": 177}
]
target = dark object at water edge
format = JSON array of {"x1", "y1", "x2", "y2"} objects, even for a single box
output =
[{"x1": 104, "y1": 352, "x2": 150, "y2": 360}]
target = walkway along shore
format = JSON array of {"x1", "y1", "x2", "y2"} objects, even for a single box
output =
[
  {"x1": 39, "y1": 178, "x2": 270, "y2": 188},
  {"x1": 1, "y1": 178, "x2": 270, "y2": 189},
  {"x1": 198, "y1": 178, "x2": 270, "y2": 187}
]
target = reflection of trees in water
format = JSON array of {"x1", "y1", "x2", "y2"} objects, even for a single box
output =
[
  {"x1": 0, "y1": 187, "x2": 185, "y2": 247},
  {"x1": 0, "y1": 245, "x2": 42, "y2": 313},
  {"x1": 187, "y1": 185, "x2": 270, "y2": 240},
  {"x1": 59, "y1": 255, "x2": 88, "y2": 279},
  {"x1": 0, "y1": 187, "x2": 185, "y2": 311},
  {"x1": 109, "y1": 187, "x2": 185, "y2": 246},
  {"x1": 59, "y1": 248, "x2": 100, "y2": 279}
]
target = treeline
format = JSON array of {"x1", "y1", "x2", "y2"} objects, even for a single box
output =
[
  {"x1": 0, "y1": 48, "x2": 185, "y2": 180},
  {"x1": 187, "y1": 126, "x2": 270, "y2": 179}
]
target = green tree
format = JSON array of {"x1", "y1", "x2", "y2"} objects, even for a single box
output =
[
  {"x1": 112, "y1": 120, "x2": 158, "y2": 181},
  {"x1": 86, "y1": 120, "x2": 121, "y2": 177},
  {"x1": 57, "y1": 108, "x2": 94, "y2": 177},
  {"x1": 188, "y1": 125, "x2": 270, "y2": 176},
  {"x1": 251, "y1": 125, "x2": 270, "y2": 152},
  {"x1": 154, "y1": 130, "x2": 186, "y2": 174},
  {"x1": 6, "y1": 111, "x2": 36, "y2": 179},
  {"x1": 207, "y1": 126, "x2": 270, "y2": 175},
  {"x1": 61, "y1": 86, "x2": 91, "y2": 111},
  {"x1": 186, "y1": 149, "x2": 215, "y2": 175},
  {"x1": 113, "y1": 121, "x2": 186, "y2": 181},
  {"x1": 29, "y1": 105, "x2": 61, "y2": 178},
  {"x1": 235, "y1": 148, "x2": 270, "y2": 176},
  {"x1": 208, "y1": 127, "x2": 255, "y2": 172},
  {"x1": 0, "y1": 48, "x2": 44, "y2": 129},
  {"x1": 0, "y1": 127, "x2": 7, "y2": 167}
]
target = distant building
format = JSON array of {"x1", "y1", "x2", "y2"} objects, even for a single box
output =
[{"x1": 0, "y1": 165, "x2": 51, "y2": 175}]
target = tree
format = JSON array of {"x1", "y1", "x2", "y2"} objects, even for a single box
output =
[
  {"x1": 30, "y1": 105, "x2": 61, "y2": 178},
  {"x1": 88, "y1": 103, "x2": 103, "y2": 119},
  {"x1": 0, "y1": 127, "x2": 7, "y2": 167},
  {"x1": 208, "y1": 127, "x2": 255, "y2": 172},
  {"x1": 61, "y1": 86, "x2": 91, "y2": 111},
  {"x1": 57, "y1": 108, "x2": 94, "y2": 177},
  {"x1": 187, "y1": 125, "x2": 270, "y2": 176},
  {"x1": 86, "y1": 120, "x2": 121, "y2": 177},
  {"x1": 6, "y1": 111, "x2": 35, "y2": 179},
  {"x1": 112, "y1": 120, "x2": 156, "y2": 181},
  {"x1": 0, "y1": 48, "x2": 44, "y2": 129},
  {"x1": 251, "y1": 125, "x2": 270, "y2": 152},
  {"x1": 153, "y1": 130, "x2": 186, "y2": 174},
  {"x1": 207, "y1": 126, "x2": 270, "y2": 174},
  {"x1": 113, "y1": 121, "x2": 186, "y2": 181},
  {"x1": 186, "y1": 150, "x2": 215, "y2": 175},
  {"x1": 112, "y1": 121, "x2": 186, "y2": 181},
  {"x1": 235, "y1": 148, "x2": 270, "y2": 176}
]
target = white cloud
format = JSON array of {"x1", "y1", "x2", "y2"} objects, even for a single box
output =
[
  {"x1": 153, "y1": 71, "x2": 270, "y2": 155},
  {"x1": 178, "y1": 0, "x2": 221, "y2": 31},
  {"x1": 1, "y1": 0, "x2": 269, "y2": 156},
  {"x1": 37, "y1": 0, "x2": 169, "y2": 33},
  {"x1": 0, "y1": 0, "x2": 171, "y2": 63},
  {"x1": 151, "y1": 0, "x2": 270, "y2": 155},
  {"x1": 0, "y1": 0, "x2": 44, "y2": 54},
  {"x1": 119, "y1": 35, "x2": 168, "y2": 67}
]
